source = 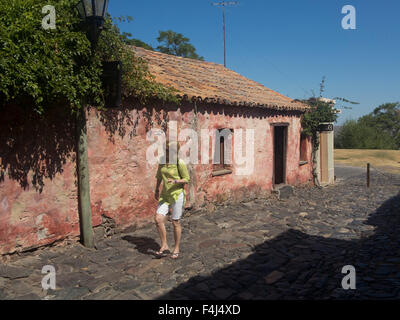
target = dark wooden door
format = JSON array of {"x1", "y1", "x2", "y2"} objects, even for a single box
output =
[{"x1": 274, "y1": 126, "x2": 287, "y2": 185}]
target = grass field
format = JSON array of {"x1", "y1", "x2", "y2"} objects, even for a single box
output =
[{"x1": 335, "y1": 149, "x2": 400, "y2": 174}]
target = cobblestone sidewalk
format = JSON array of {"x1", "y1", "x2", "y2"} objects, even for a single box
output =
[{"x1": 0, "y1": 171, "x2": 399, "y2": 300}]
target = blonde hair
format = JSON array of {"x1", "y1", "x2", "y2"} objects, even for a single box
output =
[
  {"x1": 165, "y1": 141, "x2": 180, "y2": 163},
  {"x1": 166, "y1": 141, "x2": 180, "y2": 152}
]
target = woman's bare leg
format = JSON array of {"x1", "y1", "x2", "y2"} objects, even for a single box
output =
[
  {"x1": 172, "y1": 219, "x2": 181, "y2": 255},
  {"x1": 154, "y1": 214, "x2": 169, "y2": 251}
]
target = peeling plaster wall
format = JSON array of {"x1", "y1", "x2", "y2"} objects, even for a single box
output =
[
  {"x1": 0, "y1": 105, "x2": 79, "y2": 255},
  {"x1": 0, "y1": 101, "x2": 313, "y2": 254},
  {"x1": 0, "y1": 163, "x2": 79, "y2": 255}
]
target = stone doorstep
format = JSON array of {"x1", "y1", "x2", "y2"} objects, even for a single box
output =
[{"x1": 273, "y1": 185, "x2": 294, "y2": 200}]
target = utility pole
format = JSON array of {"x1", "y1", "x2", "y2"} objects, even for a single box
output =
[
  {"x1": 212, "y1": 1, "x2": 239, "y2": 67},
  {"x1": 76, "y1": 107, "x2": 94, "y2": 248}
]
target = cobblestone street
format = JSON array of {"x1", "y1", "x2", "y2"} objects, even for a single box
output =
[{"x1": 1, "y1": 170, "x2": 399, "y2": 300}]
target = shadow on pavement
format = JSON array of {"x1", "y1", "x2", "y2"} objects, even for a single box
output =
[
  {"x1": 122, "y1": 236, "x2": 161, "y2": 257},
  {"x1": 157, "y1": 193, "x2": 400, "y2": 300}
]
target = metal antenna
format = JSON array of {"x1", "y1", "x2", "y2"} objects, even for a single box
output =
[{"x1": 212, "y1": 1, "x2": 239, "y2": 67}]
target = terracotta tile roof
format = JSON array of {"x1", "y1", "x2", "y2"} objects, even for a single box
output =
[{"x1": 130, "y1": 46, "x2": 309, "y2": 112}]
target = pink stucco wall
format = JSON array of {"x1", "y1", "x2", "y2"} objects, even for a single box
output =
[{"x1": 0, "y1": 101, "x2": 313, "y2": 254}]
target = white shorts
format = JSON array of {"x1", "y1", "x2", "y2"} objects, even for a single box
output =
[{"x1": 156, "y1": 192, "x2": 185, "y2": 220}]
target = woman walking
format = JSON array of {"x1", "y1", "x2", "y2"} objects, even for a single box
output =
[{"x1": 154, "y1": 142, "x2": 190, "y2": 259}]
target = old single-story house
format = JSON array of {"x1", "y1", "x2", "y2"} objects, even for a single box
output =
[{"x1": 0, "y1": 46, "x2": 313, "y2": 255}]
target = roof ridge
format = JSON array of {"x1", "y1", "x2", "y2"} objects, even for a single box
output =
[{"x1": 129, "y1": 45, "x2": 226, "y2": 69}]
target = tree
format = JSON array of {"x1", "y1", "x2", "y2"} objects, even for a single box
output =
[
  {"x1": 121, "y1": 32, "x2": 154, "y2": 51},
  {"x1": 0, "y1": 1, "x2": 176, "y2": 112},
  {"x1": 156, "y1": 30, "x2": 204, "y2": 60},
  {"x1": 335, "y1": 102, "x2": 400, "y2": 150},
  {"x1": 369, "y1": 103, "x2": 400, "y2": 147},
  {"x1": 0, "y1": 0, "x2": 99, "y2": 113}
]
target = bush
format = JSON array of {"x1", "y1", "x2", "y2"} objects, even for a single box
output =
[
  {"x1": 0, "y1": 0, "x2": 176, "y2": 114},
  {"x1": 335, "y1": 103, "x2": 400, "y2": 150}
]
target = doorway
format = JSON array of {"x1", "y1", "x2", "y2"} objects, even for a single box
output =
[{"x1": 273, "y1": 125, "x2": 287, "y2": 186}]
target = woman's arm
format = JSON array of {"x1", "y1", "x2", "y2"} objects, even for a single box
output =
[
  {"x1": 155, "y1": 178, "x2": 162, "y2": 190},
  {"x1": 169, "y1": 160, "x2": 190, "y2": 185},
  {"x1": 171, "y1": 178, "x2": 188, "y2": 185},
  {"x1": 155, "y1": 165, "x2": 163, "y2": 200},
  {"x1": 155, "y1": 178, "x2": 162, "y2": 200}
]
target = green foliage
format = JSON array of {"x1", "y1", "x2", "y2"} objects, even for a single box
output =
[
  {"x1": 121, "y1": 32, "x2": 154, "y2": 51},
  {"x1": 119, "y1": 28, "x2": 204, "y2": 61},
  {"x1": 301, "y1": 99, "x2": 338, "y2": 139},
  {"x1": 0, "y1": 0, "x2": 96, "y2": 113},
  {"x1": 0, "y1": 0, "x2": 177, "y2": 114},
  {"x1": 335, "y1": 103, "x2": 400, "y2": 150},
  {"x1": 300, "y1": 77, "x2": 339, "y2": 151},
  {"x1": 369, "y1": 102, "x2": 400, "y2": 147},
  {"x1": 97, "y1": 15, "x2": 178, "y2": 104},
  {"x1": 156, "y1": 30, "x2": 204, "y2": 61},
  {"x1": 299, "y1": 77, "x2": 341, "y2": 183}
]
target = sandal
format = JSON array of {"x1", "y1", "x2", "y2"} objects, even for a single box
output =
[
  {"x1": 155, "y1": 249, "x2": 170, "y2": 258},
  {"x1": 170, "y1": 252, "x2": 180, "y2": 259}
]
